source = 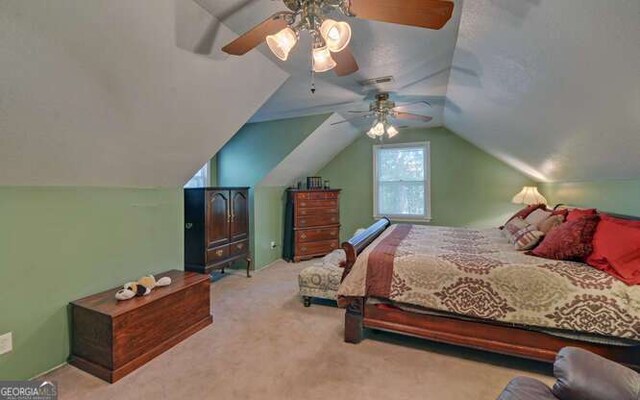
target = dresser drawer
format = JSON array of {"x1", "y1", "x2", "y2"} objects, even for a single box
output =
[
  {"x1": 296, "y1": 227, "x2": 340, "y2": 243},
  {"x1": 295, "y1": 214, "x2": 339, "y2": 228},
  {"x1": 229, "y1": 240, "x2": 248, "y2": 257},
  {"x1": 296, "y1": 198, "x2": 338, "y2": 209},
  {"x1": 295, "y1": 191, "x2": 339, "y2": 200},
  {"x1": 206, "y1": 245, "x2": 229, "y2": 264},
  {"x1": 296, "y1": 207, "x2": 339, "y2": 217},
  {"x1": 296, "y1": 239, "x2": 340, "y2": 256}
]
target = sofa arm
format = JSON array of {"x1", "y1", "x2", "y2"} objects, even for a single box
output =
[{"x1": 552, "y1": 347, "x2": 640, "y2": 400}]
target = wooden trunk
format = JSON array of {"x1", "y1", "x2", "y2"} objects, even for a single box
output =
[
  {"x1": 69, "y1": 270, "x2": 212, "y2": 383},
  {"x1": 284, "y1": 189, "x2": 341, "y2": 262},
  {"x1": 184, "y1": 187, "x2": 252, "y2": 277}
]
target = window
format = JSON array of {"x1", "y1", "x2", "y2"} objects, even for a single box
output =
[
  {"x1": 373, "y1": 142, "x2": 430, "y2": 221},
  {"x1": 184, "y1": 162, "x2": 209, "y2": 188}
]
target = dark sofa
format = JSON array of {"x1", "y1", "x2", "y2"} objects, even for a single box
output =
[{"x1": 497, "y1": 347, "x2": 640, "y2": 400}]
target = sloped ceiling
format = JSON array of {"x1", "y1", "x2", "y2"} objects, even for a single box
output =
[
  {"x1": 259, "y1": 113, "x2": 361, "y2": 187},
  {"x1": 199, "y1": 0, "x2": 464, "y2": 130},
  {"x1": 0, "y1": 0, "x2": 287, "y2": 187},
  {"x1": 445, "y1": 0, "x2": 640, "y2": 182}
]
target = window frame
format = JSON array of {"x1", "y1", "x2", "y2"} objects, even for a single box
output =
[
  {"x1": 372, "y1": 141, "x2": 431, "y2": 222},
  {"x1": 184, "y1": 161, "x2": 210, "y2": 188}
]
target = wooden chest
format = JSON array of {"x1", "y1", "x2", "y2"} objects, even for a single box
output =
[
  {"x1": 69, "y1": 270, "x2": 212, "y2": 383},
  {"x1": 284, "y1": 189, "x2": 341, "y2": 262}
]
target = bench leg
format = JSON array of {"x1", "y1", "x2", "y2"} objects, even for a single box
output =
[{"x1": 303, "y1": 296, "x2": 312, "y2": 307}]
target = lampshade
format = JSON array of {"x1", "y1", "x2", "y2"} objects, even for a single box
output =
[
  {"x1": 512, "y1": 186, "x2": 547, "y2": 205},
  {"x1": 319, "y1": 19, "x2": 352, "y2": 53},
  {"x1": 266, "y1": 27, "x2": 298, "y2": 61},
  {"x1": 312, "y1": 45, "x2": 337, "y2": 73},
  {"x1": 386, "y1": 124, "x2": 399, "y2": 138}
]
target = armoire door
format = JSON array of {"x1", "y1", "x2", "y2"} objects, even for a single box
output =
[
  {"x1": 230, "y1": 189, "x2": 249, "y2": 242},
  {"x1": 206, "y1": 190, "x2": 230, "y2": 249}
]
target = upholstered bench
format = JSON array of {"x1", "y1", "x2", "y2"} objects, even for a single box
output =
[{"x1": 298, "y1": 249, "x2": 345, "y2": 307}]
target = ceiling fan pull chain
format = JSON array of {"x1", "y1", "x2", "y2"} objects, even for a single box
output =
[{"x1": 310, "y1": 69, "x2": 316, "y2": 94}]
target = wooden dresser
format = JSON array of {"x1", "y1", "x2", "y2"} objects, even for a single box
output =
[
  {"x1": 284, "y1": 189, "x2": 341, "y2": 262},
  {"x1": 184, "y1": 187, "x2": 252, "y2": 277},
  {"x1": 70, "y1": 270, "x2": 211, "y2": 383}
]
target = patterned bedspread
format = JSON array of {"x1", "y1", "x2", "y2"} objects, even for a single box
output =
[{"x1": 338, "y1": 224, "x2": 640, "y2": 341}]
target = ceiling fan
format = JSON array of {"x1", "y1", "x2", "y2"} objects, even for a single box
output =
[
  {"x1": 221, "y1": 0, "x2": 455, "y2": 77},
  {"x1": 332, "y1": 92, "x2": 433, "y2": 139}
]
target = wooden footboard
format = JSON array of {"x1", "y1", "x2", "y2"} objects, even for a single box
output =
[{"x1": 340, "y1": 218, "x2": 640, "y2": 370}]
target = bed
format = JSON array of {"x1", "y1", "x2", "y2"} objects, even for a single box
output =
[{"x1": 338, "y1": 217, "x2": 640, "y2": 369}]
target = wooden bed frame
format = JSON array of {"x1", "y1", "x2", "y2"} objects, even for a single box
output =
[{"x1": 341, "y1": 217, "x2": 640, "y2": 370}]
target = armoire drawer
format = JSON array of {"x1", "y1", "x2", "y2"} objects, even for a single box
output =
[
  {"x1": 206, "y1": 245, "x2": 229, "y2": 264},
  {"x1": 295, "y1": 214, "x2": 339, "y2": 228},
  {"x1": 296, "y1": 227, "x2": 339, "y2": 243},
  {"x1": 229, "y1": 240, "x2": 249, "y2": 257},
  {"x1": 296, "y1": 239, "x2": 340, "y2": 256}
]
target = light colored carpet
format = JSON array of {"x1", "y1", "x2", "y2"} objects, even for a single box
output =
[{"x1": 44, "y1": 260, "x2": 554, "y2": 400}]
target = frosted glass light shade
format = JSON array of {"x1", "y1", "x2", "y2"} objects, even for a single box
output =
[
  {"x1": 266, "y1": 27, "x2": 297, "y2": 61},
  {"x1": 386, "y1": 125, "x2": 399, "y2": 138},
  {"x1": 512, "y1": 186, "x2": 547, "y2": 205},
  {"x1": 312, "y1": 45, "x2": 337, "y2": 73},
  {"x1": 320, "y1": 19, "x2": 352, "y2": 52}
]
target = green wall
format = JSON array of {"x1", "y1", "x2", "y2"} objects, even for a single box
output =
[
  {"x1": 0, "y1": 187, "x2": 182, "y2": 380},
  {"x1": 541, "y1": 179, "x2": 640, "y2": 216},
  {"x1": 216, "y1": 114, "x2": 331, "y2": 269},
  {"x1": 318, "y1": 127, "x2": 534, "y2": 240}
]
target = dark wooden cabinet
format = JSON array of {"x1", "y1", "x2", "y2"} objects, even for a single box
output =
[
  {"x1": 184, "y1": 187, "x2": 251, "y2": 277},
  {"x1": 283, "y1": 189, "x2": 341, "y2": 262}
]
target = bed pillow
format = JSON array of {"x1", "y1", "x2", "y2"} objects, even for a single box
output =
[
  {"x1": 512, "y1": 225, "x2": 545, "y2": 251},
  {"x1": 551, "y1": 208, "x2": 569, "y2": 221},
  {"x1": 566, "y1": 208, "x2": 597, "y2": 222},
  {"x1": 525, "y1": 208, "x2": 552, "y2": 226},
  {"x1": 586, "y1": 215, "x2": 640, "y2": 285},
  {"x1": 537, "y1": 215, "x2": 564, "y2": 234},
  {"x1": 529, "y1": 215, "x2": 600, "y2": 261},
  {"x1": 501, "y1": 203, "x2": 546, "y2": 229},
  {"x1": 503, "y1": 217, "x2": 530, "y2": 241}
]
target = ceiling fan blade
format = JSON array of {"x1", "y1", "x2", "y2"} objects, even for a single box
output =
[
  {"x1": 333, "y1": 47, "x2": 359, "y2": 77},
  {"x1": 393, "y1": 100, "x2": 432, "y2": 111},
  {"x1": 222, "y1": 12, "x2": 292, "y2": 56},
  {"x1": 348, "y1": 110, "x2": 370, "y2": 114},
  {"x1": 331, "y1": 114, "x2": 373, "y2": 126},
  {"x1": 395, "y1": 112, "x2": 433, "y2": 122},
  {"x1": 348, "y1": 0, "x2": 454, "y2": 30}
]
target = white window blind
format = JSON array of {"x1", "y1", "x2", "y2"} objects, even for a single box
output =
[{"x1": 373, "y1": 142, "x2": 430, "y2": 221}]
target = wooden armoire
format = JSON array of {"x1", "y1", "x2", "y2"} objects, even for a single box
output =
[
  {"x1": 184, "y1": 187, "x2": 252, "y2": 277},
  {"x1": 283, "y1": 189, "x2": 341, "y2": 262}
]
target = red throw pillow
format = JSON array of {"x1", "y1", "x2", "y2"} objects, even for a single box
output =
[
  {"x1": 529, "y1": 215, "x2": 600, "y2": 261},
  {"x1": 566, "y1": 208, "x2": 597, "y2": 222},
  {"x1": 550, "y1": 208, "x2": 569, "y2": 221},
  {"x1": 502, "y1": 204, "x2": 546, "y2": 228},
  {"x1": 586, "y1": 214, "x2": 640, "y2": 285}
]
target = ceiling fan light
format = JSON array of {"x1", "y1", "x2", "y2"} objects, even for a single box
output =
[
  {"x1": 312, "y1": 45, "x2": 337, "y2": 73},
  {"x1": 320, "y1": 19, "x2": 352, "y2": 53},
  {"x1": 266, "y1": 27, "x2": 297, "y2": 61},
  {"x1": 386, "y1": 125, "x2": 399, "y2": 138},
  {"x1": 371, "y1": 121, "x2": 385, "y2": 137}
]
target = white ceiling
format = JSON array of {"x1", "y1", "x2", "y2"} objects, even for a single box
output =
[
  {"x1": 0, "y1": 0, "x2": 287, "y2": 187},
  {"x1": 445, "y1": 0, "x2": 640, "y2": 182},
  {"x1": 260, "y1": 113, "x2": 361, "y2": 187},
  {"x1": 198, "y1": 0, "x2": 464, "y2": 130}
]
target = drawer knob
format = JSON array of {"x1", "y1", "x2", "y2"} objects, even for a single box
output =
[
  {"x1": 301, "y1": 247, "x2": 307, "y2": 251},
  {"x1": 237, "y1": 243, "x2": 244, "y2": 249},
  {"x1": 331, "y1": 231, "x2": 337, "y2": 236},
  {"x1": 301, "y1": 202, "x2": 307, "y2": 206},
  {"x1": 331, "y1": 243, "x2": 336, "y2": 248},
  {"x1": 215, "y1": 250, "x2": 224, "y2": 257},
  {"x1": 301, "y1": 234, "x2": 307, "y2": 239}
]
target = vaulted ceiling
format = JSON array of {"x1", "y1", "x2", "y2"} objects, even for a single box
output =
[{"x1": 204, "y1": 0, "x2": 640, "y2": 183}]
